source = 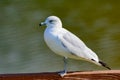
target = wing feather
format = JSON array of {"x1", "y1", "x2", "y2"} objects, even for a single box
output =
[{"x1": 58, "y1": 29, "x2": 99, "y2": 61}]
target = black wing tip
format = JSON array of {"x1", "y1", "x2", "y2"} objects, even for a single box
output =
[{"x1": 99, "y1": 61, "x2": 111, "y2": 70}]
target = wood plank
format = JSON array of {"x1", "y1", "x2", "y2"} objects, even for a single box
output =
[{"x1": 0, "y1": 70, "x2": 120, "y2": 80}]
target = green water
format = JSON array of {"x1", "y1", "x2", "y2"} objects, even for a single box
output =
[{"x1": 0, "y1": 0, "x2": 120, "y2": 73}]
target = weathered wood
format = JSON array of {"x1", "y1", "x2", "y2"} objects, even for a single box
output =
[{"x1": 0, "y1": 70, "x2": 120, "y2": 80}]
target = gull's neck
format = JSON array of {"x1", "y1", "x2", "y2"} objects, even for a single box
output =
[{"x1": 45, "y1": 25, "x2": 62, "y2": 35}]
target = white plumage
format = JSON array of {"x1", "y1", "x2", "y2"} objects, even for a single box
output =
[{"x1": 39, "y1": 16, "x2": 111, "y2": 76}]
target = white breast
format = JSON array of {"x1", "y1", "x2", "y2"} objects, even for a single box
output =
[{"x1": 44, "y1": 27, "x2": 71, "y2": 57}]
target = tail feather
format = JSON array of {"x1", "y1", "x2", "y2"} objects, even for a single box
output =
[{"x1": 99, "y1": 61, "x2": 111, "y2": 70}]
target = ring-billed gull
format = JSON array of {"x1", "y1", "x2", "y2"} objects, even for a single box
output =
[{"x1": 39, "y1": 16, "x2": 111, "y2": 77}]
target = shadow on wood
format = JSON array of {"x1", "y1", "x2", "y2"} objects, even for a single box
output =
[{"x1": 0, "y1": 70, "x2": 120, "y2": 80}]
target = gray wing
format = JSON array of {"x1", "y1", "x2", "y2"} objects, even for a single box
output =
[{"x1": 58, "y1": 29, "x2": 99, "y2": 61}]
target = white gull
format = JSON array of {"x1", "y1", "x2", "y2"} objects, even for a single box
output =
[{"x1": 39, "y1": 16, "x2": 111, "y2": 77}]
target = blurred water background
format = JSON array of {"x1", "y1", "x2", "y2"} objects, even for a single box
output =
[{"x1": 0, "y1": 0, "x2": 120, "y2": 73}]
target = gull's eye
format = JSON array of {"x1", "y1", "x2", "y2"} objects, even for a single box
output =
[
  {"x1": 49, "y1": 20, "x2": 57, "y2": 24},
  {"x1": 49, "y1": 20, "x2": 54, "y2": 23}
]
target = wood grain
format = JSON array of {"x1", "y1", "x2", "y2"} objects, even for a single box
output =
[{"x1": 0, "y1": 70, "x2": 120, "y2": 80}]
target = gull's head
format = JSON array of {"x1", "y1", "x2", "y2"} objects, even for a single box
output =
[{"x1": 39, "y1": 16, "x2": 62, "y2": 28}]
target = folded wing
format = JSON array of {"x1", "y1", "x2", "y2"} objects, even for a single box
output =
[{"x1": 58, "y1": 29, "x2": 99, "y2": 62}]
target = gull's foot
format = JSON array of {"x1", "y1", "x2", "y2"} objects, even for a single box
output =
[{"x1": 58, "y1": 70, "x2": 67, "y2": 77}]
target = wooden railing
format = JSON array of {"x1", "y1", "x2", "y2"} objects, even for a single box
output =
[{"x1": 0, "y1": 70, "x2": 120, "y2": 80}]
